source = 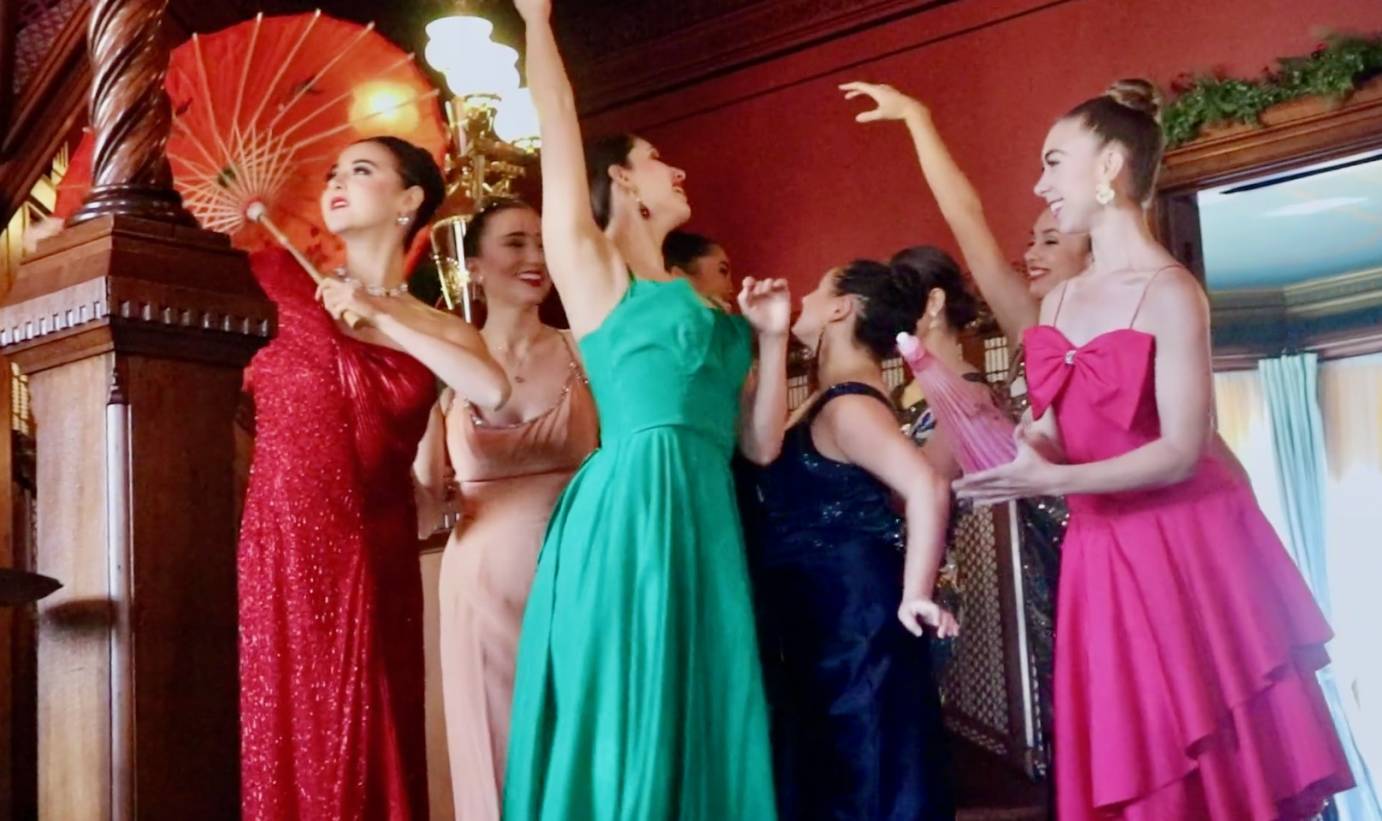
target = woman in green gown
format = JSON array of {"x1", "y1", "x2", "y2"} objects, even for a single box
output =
[{"x1": 504, "y1": 0, "x2": 791, "y2": 818}]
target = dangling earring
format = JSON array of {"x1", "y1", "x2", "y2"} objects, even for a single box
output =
[
  {"x1": 623, "y1": 181, "x2": 652, "y2": 220},
  {"x1": 1095, "y1": 182, "x2": 1115, "y2": 206},
  {"x1": 396, "y1": 213, "x2": 413, "y2": 227}
]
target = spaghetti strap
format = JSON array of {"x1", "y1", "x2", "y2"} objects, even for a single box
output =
[
  {"x1": 1128, "y1": 264, "x2": 1180, "y2": 329},
  {"x1": 1050, "y1": 281, "x2": 1073, "y2": 328},
  {"x1": 557, "y1": 329, "x2": 578, "y2": 365},
  {"x1": 557, "y1": 330, "x2": 586, "y2": 381}
]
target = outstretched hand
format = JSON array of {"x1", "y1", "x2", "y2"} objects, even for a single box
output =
[
  {"x1": 953, "y1": 428, "x2": 1063, "y2": 505},
  {"x1": 737, "y1": 277, "x2": 791, "y2": 337},
  {"x1": 839, "y1": 81, "x2": 927, "y2": 123}
]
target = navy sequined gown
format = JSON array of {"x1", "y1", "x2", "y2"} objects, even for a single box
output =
[{"x1": 748, "y1": 382, "x2": 953, "y2": 821}]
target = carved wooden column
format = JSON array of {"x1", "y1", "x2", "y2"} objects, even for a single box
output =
[
  {"x1": 0, "y1": 0, "x2": 274, "y2": 818},
  {"x1": 70, "y1": 0, "x2": 191, "y2": 226}
]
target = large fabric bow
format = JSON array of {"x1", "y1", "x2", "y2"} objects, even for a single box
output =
[{"x1": 1022, "y1": 326, "x2": 1154, "y2": 431}]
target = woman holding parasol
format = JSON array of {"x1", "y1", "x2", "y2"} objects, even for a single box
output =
[
  {"x1": 237, "y1": 134, "x2": 507, "y2": 820},
  {"x1": 55, "y1": 13, "x2": 510, "y2": 818}
]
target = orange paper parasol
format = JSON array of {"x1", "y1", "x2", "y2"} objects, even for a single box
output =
[{"x1": 56, "y1": 11, "x2": 448, "y2": 273}]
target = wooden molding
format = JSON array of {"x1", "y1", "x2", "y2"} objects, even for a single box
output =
[
  {"x1": 570, "y1": 0, "x2": 953, "y2": 114},
  {"x1": 0, "y1": 215, "x2": 274, "y2": 374},
  {"x1": 1160, "y1": 78, "x2": 1382, "y2": 194},
  {"x1": 1282, "y1": 264, "x2": 1382, "y2": 319},
  {"x1": 1210, "y1": 266, "x2": 1382, "y2": 368},
  {"x1": 1154, "y1": 79, "x2": 1382, "y2": 368}
]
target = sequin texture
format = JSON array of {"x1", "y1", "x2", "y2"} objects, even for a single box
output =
[{"x1": 238, "y1": 250, "x2": 436, "y2": 820}]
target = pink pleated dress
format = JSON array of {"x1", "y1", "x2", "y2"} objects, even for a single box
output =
[{"x1": 1028, "y1": 278, "x2": 1353, "y2": 820}]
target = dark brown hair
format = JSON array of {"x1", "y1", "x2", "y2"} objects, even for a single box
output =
[
  {"x1": 463, "y1": 197, "x2": 536, "y2": 258},
  {"x1": 1063, "y1": 79, "x2": 1165, "y2": 204},
  {"x1": 663, "y1": 230, "x2": 718, "y2": 273},
  {"x1": 835, "y1": 256, "x2": 951, "y2": 361},
  {"x1": 584, "y1": 133, "x2": 638, "y2": 229},
  {"x1": 356, "y1": 136, "x2": 446, "y2": 245},
  {"x1": 888, "y1": 245, "x2": 979, "y2": 330}
]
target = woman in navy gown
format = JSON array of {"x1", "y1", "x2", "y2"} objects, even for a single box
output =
[{"x1": 750, "y1": 258, "x2": 959, "y2": 820}]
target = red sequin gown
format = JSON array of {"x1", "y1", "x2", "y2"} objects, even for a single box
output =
[{"x1": 239, "y1": 250, "x2": 436, "y2": 820}]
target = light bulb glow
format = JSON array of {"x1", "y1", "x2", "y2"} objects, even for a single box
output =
[{"x1": 348, "y1": 81, "x2": 422, "y2": 136}]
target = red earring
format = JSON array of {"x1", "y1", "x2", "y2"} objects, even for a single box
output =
[{"x1": 636, "y1": 198, "x2": 651, "y2": 220}]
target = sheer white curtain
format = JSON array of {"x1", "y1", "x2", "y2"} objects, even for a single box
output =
[
  {"x1": 1215, "y1": 358, "x2": 1382, "y2": 819},
  {"x1": 1213, "y1": 369, "x2": 1288, "y2": 535},
  {"x1": 1319, "y1": 352, "x2": 1382, "y2": 801}
]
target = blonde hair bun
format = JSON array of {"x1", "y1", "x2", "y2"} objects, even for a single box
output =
[{"x1": 1106, "y1": 78, "x2": 1162, "y2": 121}]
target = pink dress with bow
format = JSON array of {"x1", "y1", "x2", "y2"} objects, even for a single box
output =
[{"x1": 1027, "y1": 278, "x2": 1353, "y2": 819}]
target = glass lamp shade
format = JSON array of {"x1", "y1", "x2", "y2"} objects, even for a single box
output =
[
  {"x1": 424, "y1": 15, "x2": 520, "y2": 98},
  {"x1": 494, "y1": 87, "x2": 540, "y2": 145}
]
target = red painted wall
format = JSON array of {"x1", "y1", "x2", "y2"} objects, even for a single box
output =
[{"x1": 582, "y1": 0, "x2": 1382, "y2": 293}]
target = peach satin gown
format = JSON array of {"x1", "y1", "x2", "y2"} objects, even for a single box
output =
[{"x1": 437, "y1": 337, "x2": 597, "y2": 821}]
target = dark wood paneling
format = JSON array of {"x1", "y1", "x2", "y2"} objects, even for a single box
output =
[
  {"x1": 0, "y1": 2, "x2": 87, "y2": 226},
  {"x1": 0, "y1": 0, "x2": 16, "y2": 137},
  {"x1": 0, "y1": 215, "x2": 273, "y2": 819},
  {"x1": 1154, "y1": 191, "x2": 1205, "y2": 282}
]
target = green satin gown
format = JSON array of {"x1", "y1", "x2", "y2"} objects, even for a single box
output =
[{"x1": 504, "y1": 276, "x2": 777, "y2": 820}]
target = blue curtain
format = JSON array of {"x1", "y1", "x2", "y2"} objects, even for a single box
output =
[{"x1": 1260, "y1": 353, "x2": 1381, "y2": 821}]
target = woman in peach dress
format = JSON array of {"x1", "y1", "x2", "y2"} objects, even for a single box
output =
[{"x1": 416, "y1": 198, "x2": 598, "y2": 821}]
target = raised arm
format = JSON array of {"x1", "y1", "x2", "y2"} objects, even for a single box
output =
[
  {"x1": 516, "y1": 0, "x2": 623, "y2": 333},
  {"x1": 842, "y1": 82, "x2": 1038, "y2": 344},
  {"x1": 819, "y1": 396, "x2": 958, "y2": 638},
  {"x1": 736, "y1": 277, "x2": 792, "y2": 464}
]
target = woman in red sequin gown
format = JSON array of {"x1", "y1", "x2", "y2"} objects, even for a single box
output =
[
  {"x1": 238, "y1": 138, "x2": 508, "y2": 820},
  {"x1": 955, "y1": 83, "x2": 1353, "y2": 819}
]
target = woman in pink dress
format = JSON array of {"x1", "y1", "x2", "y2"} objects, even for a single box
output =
[
  {"x1": 954, "y1": 81, "x2": 1354, "y2": 819},
  {"x1": 415, "y1": 198, "x2": 599, "y2": 820},
  {"x1": 239, "y1": 137, "x2": 508, "y2": 820}
]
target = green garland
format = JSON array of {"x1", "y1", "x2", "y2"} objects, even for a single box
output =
[{"x1": 1163, "y1": 33, "x2": 1382, "y2": 148}]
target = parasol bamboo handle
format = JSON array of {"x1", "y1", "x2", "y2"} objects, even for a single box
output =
[{"x1": 246, "y1": 202, "x2": 363, "y2": 328}]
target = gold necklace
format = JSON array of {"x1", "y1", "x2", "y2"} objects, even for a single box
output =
[
  {"x1": 332, "y1": 267, "x2": 409, "y2": 298},
  {"x1": 490, "y1": 328, "x2": 550, "y2": 384}
]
